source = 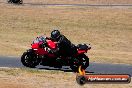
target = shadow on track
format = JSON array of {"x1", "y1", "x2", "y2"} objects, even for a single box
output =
[
  {"x1": 38, "y1": 67, "x2": 73, "y2": 72},
  {"x1": 37, "y1": 66, "x2": 94, "y2": 73}
]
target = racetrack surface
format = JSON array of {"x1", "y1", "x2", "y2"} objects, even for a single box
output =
[
  {"x1": 23, "y1": 3, "x2": 132, "y2": 7},
  {"x1": 0, "y1": 1, "x2": 132, "y2": 8},
  {"x1": 0, "y1": 56, "x2": 132, "y2": 76}
]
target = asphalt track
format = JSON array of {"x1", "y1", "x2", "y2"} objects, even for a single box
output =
[
  {"x1": 0, "y1": 56, "x2": 132, "y2": 76},
  {"x1": 0, "y1": 1, "x2": 132, "y2": 8},
  {"x1": 23, "y1": 3, "x2": 132, "y2": 7}
]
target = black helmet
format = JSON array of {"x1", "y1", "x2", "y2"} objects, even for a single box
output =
[{"x1": 51, "y1": 30, "x2": 61, "y2": 40}]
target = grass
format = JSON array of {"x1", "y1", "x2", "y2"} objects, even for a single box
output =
[
  {"x1": 0, "y1": 67, "x2": 132, "y2": 88},
  {"x1": 0, "y1": 67, "x2": 70, "y2": 76},
  {"x1": 0, "y1": 2, "x2": 132, "y2": 88},
  {"x1": 0, "y1": 4, "x2": 132, "y2": 64}
]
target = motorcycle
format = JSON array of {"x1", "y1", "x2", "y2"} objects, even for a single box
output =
[
  {"x1": 7, "y1": 0, "x2": 23, "y2": 4},
  {"x1": 21, "y1": 36, "x2": 91, "y2": 72}
]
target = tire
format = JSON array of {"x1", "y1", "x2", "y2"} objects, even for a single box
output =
[
  {"x1": 21, "y1": 51, "x2": 40, "y2": 68},
  {"x1": 19, "y1": 0, "x2": 23, "y2": 4},
  {"x1": 80, "y1": 54, "x2": 89, "y2": 70},
  {"x1": 70, "y1": 57, "x2": 80, "y2": 72},
  {"x1": 7, "y1": 0, "x2": 12, "y2": 3},
  {"x1": 70, "y1": 54, "x2": 89, "y2": 72},
  {"x1": 10, "y1": 0, "x2": 23, "y2": 4}
]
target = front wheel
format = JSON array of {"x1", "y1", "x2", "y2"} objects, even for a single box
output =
[
  {"x1": 21, "y1": 51, "x2": 40, "y2": 68},
  {"x1": 7, "y1": 0, "x2": 12, "y2": 3}
]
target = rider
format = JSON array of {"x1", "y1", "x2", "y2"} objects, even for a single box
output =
[
  {"x1": 8, "y1": 0, "x2": 23, "y2": 4},
  {"x1": 50, "y1": 29, "x2": 76, "y2": 57}
]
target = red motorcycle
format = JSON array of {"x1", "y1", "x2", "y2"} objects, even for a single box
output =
[{"x1": 21, "y1": 36, "x2": 91, "y2": 72}]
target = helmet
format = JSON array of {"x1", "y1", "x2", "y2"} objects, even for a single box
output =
[{"x1": 51, "y1": 30, "x2": 61, "y2": 40}]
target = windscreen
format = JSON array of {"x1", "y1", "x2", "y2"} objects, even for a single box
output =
[{"x1": 33, "y1": 36, "x2": 46, "y2": 44}]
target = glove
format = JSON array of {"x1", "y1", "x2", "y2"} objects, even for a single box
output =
[
  {"x1": 40, "y1": 40, "x2": 47, "y2": 48},
  {"x1": 53, "y1": 47, "x2": 59, "y2": 53}
]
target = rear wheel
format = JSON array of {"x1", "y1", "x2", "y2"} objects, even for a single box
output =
[
  {"x1": 21, "y1": 51, "x2": 40, "y2": 68},
  {"x1": 70, "y1": 54, "x2": 89, "y2": 72},
  {"x1": 19, "y1": 0, "x2": 23, "y2": 4},
  {"x1": 80, "y1": 54, "x2": 89, "y2": 70},
  {"x1": 70, "y1": 57, "x2": 80, "y2": 72}
]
